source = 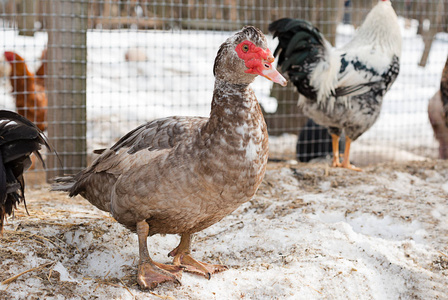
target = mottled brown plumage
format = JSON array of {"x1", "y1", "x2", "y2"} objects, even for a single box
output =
[
  {"x1": 428, "y1": 91, "x2": 448, "y2": 158},
  {"x1": 428, "y1": 56, "x2": 448, "y2": 159},
  {"x1": 441, "y1": 56, "x2": 448, "y2": 126},
  {"x1": 52, "y1": 26, "x2": 286, "y2": 289}
]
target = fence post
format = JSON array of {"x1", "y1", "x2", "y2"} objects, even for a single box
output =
[
  {"x1": 18, "y1": 0, "x2": 36, "y2": 36},
  {"x1": 46, "y1": 0, "x2": 88, "y2": 182}
]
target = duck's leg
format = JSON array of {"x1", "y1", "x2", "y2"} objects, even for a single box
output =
[
  {"x1": 136, "y1": 220, "x2": 183, "y2": 289},
  {"x1": 168, "y1": 233, "x2": 228, "y2": 279},
  {"x1": 340, "y1": 137, "x2": 362, "y2": 172},
  {"x1": 331, "y1": 134, "x2": 342, "y2": 167}
]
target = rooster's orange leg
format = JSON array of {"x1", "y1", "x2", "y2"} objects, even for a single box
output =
[
  {"x1": 169, "y1": 233, "x2": 228, "y2": 279},
  {"x1": 340, "y1": 137, "x2": 362, "y2": 172},
  {"x1": 136, "y1": 220, "x2": 183, "y2": 289},
  {"x1": 331, "y1": 134, "x2": 342, "y2": 167}
]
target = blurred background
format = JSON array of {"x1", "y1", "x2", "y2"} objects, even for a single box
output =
[{"x1": 0, "y1": 0, "x2": 447, "y2": 181}]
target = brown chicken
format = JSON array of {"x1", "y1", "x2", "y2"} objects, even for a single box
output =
[
  {"x1": 4, "y1": 51, "x2": 47, "y2": 132},
  {"x1": 35, "y1": 49, "x2": 47, "y2": 88},
  {"x1": 52, "y1": 26, "x2": 287, "y2": 289},
  {"x1": 428, "y1": 56, "x2": 448, "y2": 158}
]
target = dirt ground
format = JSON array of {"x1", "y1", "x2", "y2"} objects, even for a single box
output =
[{"x1": 1, "y1": 160, "x2": 448, "y2": 299}]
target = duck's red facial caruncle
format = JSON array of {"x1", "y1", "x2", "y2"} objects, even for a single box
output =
[{"x1": 235, "y1": 41, "x2": 287, "y2": 86}]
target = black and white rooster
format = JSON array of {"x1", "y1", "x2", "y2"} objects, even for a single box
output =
[
  {"x1": 0, "y1": 110, "x2": 51, "y2": 235},
  {"x1": 270, "y1": 0, "x2": 402, "y2": 171}
]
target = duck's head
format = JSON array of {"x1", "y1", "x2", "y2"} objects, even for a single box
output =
[{"x1": 213, "y1": 26, "x2": 287, "y2": 87}]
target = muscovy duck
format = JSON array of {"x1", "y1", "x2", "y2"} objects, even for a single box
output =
[{"x1": 52, "y1": 26, "x2": 287, "y2": 289}]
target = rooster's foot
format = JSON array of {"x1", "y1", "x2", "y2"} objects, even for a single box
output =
[
  {"x1": 331, "y1": 160, "x2": 342, "y2": 168},
  {"x1": 341, "y1": 161, "x2": 362, "y2": 172}
]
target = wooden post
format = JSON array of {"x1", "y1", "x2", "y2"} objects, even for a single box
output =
[
  {"x1": 18, "y1": 0, "x2": 36, "y2": 36},
  {"x1": 266, "y1": 79, "x2": 308, "y2": 136},
  {"x1": 46, "y1": 0, "x2": 88, "y2": 181}
]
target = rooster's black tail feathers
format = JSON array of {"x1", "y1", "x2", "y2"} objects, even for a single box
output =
[
  {"x1": 0, "y1": 110, "x2": 51, "y2": 234},
  {"x1": 269, "y1": 18, "x2": 325, "y2": 74}
]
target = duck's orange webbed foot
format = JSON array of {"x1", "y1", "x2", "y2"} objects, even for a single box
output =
[
  {"x1": 169, "y1": 233, "x2": 228, "y2": 280},
  {"x1": 136, "y1": 220, "x2": 184, "y2": 290},
  {"x1": 169, "y1": 251, "x2": 227, "y2": 279},
  {"x1": 137, "y1": 260, "x2": 183, "y2": 290}
]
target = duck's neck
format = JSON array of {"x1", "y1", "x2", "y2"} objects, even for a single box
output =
[
  {"x1": 199, "y1": 78, "x2": 268, "y2": 191},
  {"x1": 200, "y1": 78, "x2": 268, "y2": 168},
  {"x1": 207, "y1": 79, "x2": 261, "y2": 130}
]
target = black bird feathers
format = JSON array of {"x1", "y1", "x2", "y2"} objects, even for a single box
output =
[
  {"x1": 0, "y1": 110, "x2": 51, "y2": 234},
  {"x1": 269, "y1": 18, "x2": 325, "y2": 100}
]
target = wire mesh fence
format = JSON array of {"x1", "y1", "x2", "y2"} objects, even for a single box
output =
[{"x1": 0, "y1": 0, "x2": 447, "y2": 180}]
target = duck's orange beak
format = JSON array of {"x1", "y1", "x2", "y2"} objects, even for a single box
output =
[
  {"x1": 259, "y1": 58, "x2": 288, "y2": 86},
  {"x1": 244, "y1": 55, "x2": 287, "y2": 86}
]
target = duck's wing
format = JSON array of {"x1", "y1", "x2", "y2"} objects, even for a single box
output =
[
  {"x1": 53, "y1": 116, "x2": 208, "y2": 202},
  {"x1": 89, "y1": 116, "x2": 208, "y2": 173},
  {"x1": 110, "y1": 116, "x2": 207, "y2": 154}
]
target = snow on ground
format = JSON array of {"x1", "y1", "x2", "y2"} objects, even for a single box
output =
[{"x1": 1, "y1": 160, "x2": 447, "y2": 299}]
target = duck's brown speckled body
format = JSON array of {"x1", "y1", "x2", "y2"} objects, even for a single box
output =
[
  {"x1": 53, "y1": 26, "x2": 286, "y2": 289},
  {"x1": 76, "y1": 86, "x2": 268, "y2": 235}
]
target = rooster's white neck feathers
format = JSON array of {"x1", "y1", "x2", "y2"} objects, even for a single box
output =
[
  {"x1": 310, "y1": 0, "x2": 401, "y2": 107},
  {"x1": 345, "y1": 1, "x2": 402, "y2": 56}
]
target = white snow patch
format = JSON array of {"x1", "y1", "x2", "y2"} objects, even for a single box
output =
[
  {"x1": 52, "y1": 262, "x2": 77, "y2": 282},
  {"x1": 64, "y1": 230, "x2": 94, "y2": 251},
  {"x1": 319, "y1": 181, "x2": 332, "y2": 191},
  {"x1": 442, "y1": 183, "x2": 448, "y2": 193}
]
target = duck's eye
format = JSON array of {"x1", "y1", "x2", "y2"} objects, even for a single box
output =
[{"x1": 242, "y1": 44, "x2": 249, "y2": 53}]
